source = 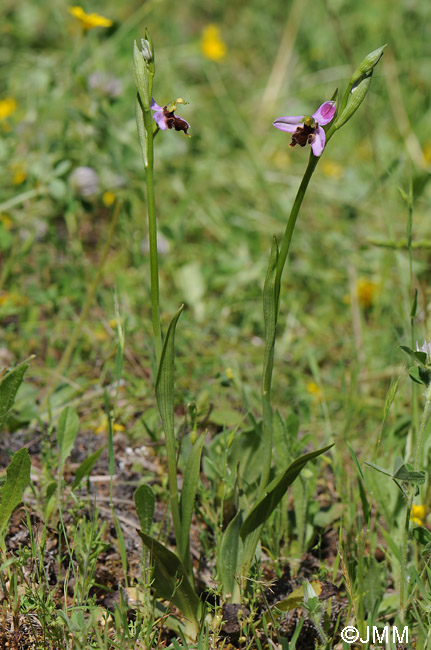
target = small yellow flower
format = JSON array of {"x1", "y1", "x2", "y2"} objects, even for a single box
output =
[
  {"x1": 356, "y1": 277, "x2": 379, "y2": 309},
  {"x1": 321, "y1": 160, "x2": 343, "y2": 179},
  {"x1": 306, "y1": 381, "x2": 323, "y2": 402},
  {"x1": 102, "y1": 190, "x2": 116, "y2": 207},
  {"x1": 68, "y1": 6, "x2": 113, "y2": 31},
  {"x1": 226, "y1": 367, "x2": 234, "y2": 380},
  {"x1": 93, "y1": 416, "x2": 125, "y2": 434},
  {"x1": 410, "y1": 504, "x2": 426, "y2": 526},
  {"x1": 0, "y1": 214, "x2": 13, "y2": 230},
  {"x1": 0, "y1": 97, "x2": 17, "y2": 120},
  {"x1": 423, "y1": 142, "x2": 431, "y2": 165},
  {"x1": 200, "y1": 24, "x2": 227, "y2": 62}
]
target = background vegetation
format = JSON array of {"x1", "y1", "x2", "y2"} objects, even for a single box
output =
[{"x1": 1, "y1": 0, "x2": 431, "y2": 647}]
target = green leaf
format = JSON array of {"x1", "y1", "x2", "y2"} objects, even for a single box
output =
[
  {"x1": 412, "y1": 526, "x2": 431, "y2": 546},
  {"x1": 156, "y1": 306, "x2": 183, "y2": 463},
  {"x1": 155, "y1": 306, "x2": 184, "y2": 549},
  {"x1": 57, "y1": 407, "x2": 80, "y2": 470},
  {"x1": 137, "y1": 530, "x2": 199, "y2": 639},
  {"x1": 363, "y1": 461, "x2": 392, "y2": 478},
  {"x1": 0, "y1": 363, "x2": 28, "y2": 430},
  {"x1": 179, "y1": 433, "x2": 206, "y2": 575},
  {"x1": 71, "y1": 446, "x2": 105, "y2": 489},
  {"x1": 0, "y1": 448, "x2": 31, "y2": 534},
  {"x1": 240, "y1": 445, "x2": 333, "y2": 539},
  {"x1": 400, "y1": 345, "x2": 427, "y2": 366},
  {"x1": 219, "y1": 510, "x2": 243, "y2": 601},
  {"x1": 134, "y1": 484, "x2": 155, "y2": 535},
  {"x1": 133, "y1": 40, "x2": 150, "y2": 109}
]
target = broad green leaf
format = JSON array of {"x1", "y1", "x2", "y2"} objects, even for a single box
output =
[
  {"x1": 71, "y1": 446, "x2": 105, "y2": 489},
  {"x1": 134, "y1": 484, "x2": 155, "y2": 535},
  {"x1": 0, "y1": 363, "x2": 28, "y2": 430},
  {"x1": 57, "y1": 407, "x2": 80, "y2": 470},
  {"x1": 137, "y1": 531, "x2": 199, "y2": 639},
  {"x1": 240, "y1": 445, "x2": 333, "y2": 539},
  {"x1": 219, "y1": 510, "x2": 243, "y2": 601},
  {"x1": 179, "y1": 433, "x2": 206, "y2": 575},
  {"x1": 0, "y1": 448, "x2": 31, "y2": 534}
]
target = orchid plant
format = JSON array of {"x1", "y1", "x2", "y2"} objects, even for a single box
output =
[{"x1": 133, "y1": 32, "x2": 386, "y2": 639}]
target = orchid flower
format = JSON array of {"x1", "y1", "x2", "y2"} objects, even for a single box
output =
[
  {"x1": 151, "y1": 98, "x2": 190, "y2": 136},
  {"x1": 273, "y1": 101, "x2": 336, "y2": 156}
]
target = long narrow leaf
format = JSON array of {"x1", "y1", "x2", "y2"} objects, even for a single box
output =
[
  {"x1": 155, "y1": 306, "x2": 184, "y2": 550},
  {"x1": 0, "y1": 363, "x2": 28, "y2": 430},
  {"x1": 219, "y1": 510, "x2": 243, "y2": 601},
  {"x1": 0, "y1": 448, "x2": 31, "y2": 535},
  {"x1": 241, "y1": 444, "x2": 333, "y2": 538},
  {"x1": 72, "y1": 446, "x2": 105, "y2": 489},
  {"x1": 57, "y1": 406, "x2": 80, "y2": 470},
  {"x1": 179, "y1": 433, "x2": 206, "y2": 577},
  {"x1": 134, "y1": 484, "x2": 155, "y2": 535},
  {"x1": 137, "y1": 530, "x2": 199, "y2": 638}
]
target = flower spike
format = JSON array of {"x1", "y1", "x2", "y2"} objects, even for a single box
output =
[{"x1": 273, "y1": 100, "x2": 336, "y2": 156}]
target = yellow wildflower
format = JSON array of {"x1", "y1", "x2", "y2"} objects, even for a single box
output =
[
  {"x1": 357, "y1": 277, "x2": 379, "y2": 309},
  {"x1": 226, "y1": 367, "x2": 234, "y2": 380},
  {"x1": 93, "y1": 416, "x2": 125, "y2": 435},
  {"x1": 321, "y1": 160, "x2": 343, "y2": 179},
  {"x1": 68, "y1": 6, "x2": 113, "y2": 31},
  {"x1": 200, "y1": 25, "x2": 227, "y2": 62},
  {"x1": 306, "y1": 381, "x2": 323, "y2": 402},
  {"x1": 0, "y1": 214, "x2": 13, "y2": 230},
  {"x1": 102, "y1": 190, "x2": 116, "y2": 207},
  {"x1": 0, "y1": 98, "x2": 17, "y2": 120},
  {"x1": 410, "y1": 504, "x2": 426, "y2": 526},
  {"x1": 10, "y1": 163, "x2": 27, "y2": 185},
  {"x1": 423, "y1": 142, "x2": 431, "y2": 165}
]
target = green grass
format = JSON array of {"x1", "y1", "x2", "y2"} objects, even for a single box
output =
[{"x1": 1, "y1": 0, "x2": 431, "y2": 647}]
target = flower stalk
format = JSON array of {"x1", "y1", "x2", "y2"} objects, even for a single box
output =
[{"x1": 134, "y1": 37, "x2": 162, "y2": 362}]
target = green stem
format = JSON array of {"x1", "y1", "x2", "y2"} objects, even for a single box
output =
[
  {"x1": 276, "y1": 152, "x2": 320, "y2": 287},
  {"x1": 260, "y1": 151, "x2": 321, "y2": 492},
  {"x1": 143, "y1": 105, "x2": 162, "y2": 363},
  {"x1": 414, "y1": 381, "x2": 431, "y2": 471}
]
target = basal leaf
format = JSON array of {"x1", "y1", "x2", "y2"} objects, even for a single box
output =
[
  {"x1": 57, "y1": 406, "x2": 80, "y2": 470},
  {"x1": 0, "y1": 363, "x2": 28, "y2": 430},
  {"x1": 0, "y1": 448, "x2": 31, "y2": 534},
  {"x1": 219, "y1": 510, "x2": 243, "y2": 601},
  {"x1": 179, "y1": 433, "x2": 205, "y2": 576},
  {"x1": 134, "y1": 484, "x2": 155, "y2": 535},
  {"x1": 137, "y1": 530, "x2": 199, "y2": 638}
]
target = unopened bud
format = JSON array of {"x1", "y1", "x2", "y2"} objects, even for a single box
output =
[
  {"x1": 334, "y1": 44, "x2": 386, "y2": 130},
  {"x1": 140, "y1": 38, "x2": 153, "y2": 62},
  {"x1": 350, "y1": 44, "x2": 387, "y2": 85}
]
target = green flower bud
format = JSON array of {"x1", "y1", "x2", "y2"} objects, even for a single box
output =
[
  {"x1": 350, "y1": 44, "x2": 387, "y2": 84},
  {"x1": 334, "y1": 44, "x2": 386, "y2": 130},
  {"x1": 140, "y1": 38, "x2": 153, "y2": 62},
  {"x1": 133, "y1": 39, "x2": 150, "y2": 109}
]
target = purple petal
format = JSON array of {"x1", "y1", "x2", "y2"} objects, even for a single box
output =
[
  {"x1": 311, "y1": 126, "x2": 326, "y2": 156},
  {"x1": 273, "y1": 115, "x2": 305, "y2": 133},
  {"x1": 150, "y1": 97, "x2": 163, "y2": 111},
  {"x1": 312, "y1": 101, "x2": 336, "y2": 125},
  {"x1": 152, "y1": 109, "x2": 167, "y2": 130}
]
